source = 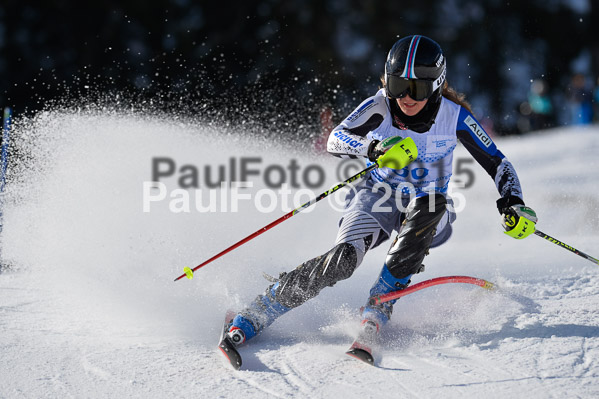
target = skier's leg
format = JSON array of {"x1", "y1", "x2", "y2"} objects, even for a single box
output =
[
  {"x1": 360, "y1": 265, "x2": 413, "y2": 329},
  {"x1": 274, "y1": 211, "x2": 387, "y2": 307},
  {"x1": 361, "y1": 193, "x2": 449, "y2": 328},
  {"x1": 228, "y1": 211, "x2": 385, "y2": 344},
  {"x1": 228, "y1": 242, "x2": 360, "y2": 344}
]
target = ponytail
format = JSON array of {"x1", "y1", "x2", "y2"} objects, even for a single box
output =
[{"x1": 442, "y1": 81, "x2": 473, "y2": 114}]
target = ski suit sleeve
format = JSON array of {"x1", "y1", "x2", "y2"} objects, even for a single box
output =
[
  {"x1": 456, "y1": 108, "x2": 523, "y2": 200},
  {"x1": 326, "y1": 95, "x2": 387, "y2": 159}
]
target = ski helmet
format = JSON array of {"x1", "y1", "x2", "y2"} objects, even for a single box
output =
[
  {"x1": 384, "y1": 35, "x2": 446, "y2": 132},
  {"x1": 384, "y1": 35, "x2": 446, "y2": 101}
]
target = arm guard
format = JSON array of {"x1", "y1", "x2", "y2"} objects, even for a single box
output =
[{"x1": 327, "y1": 95, "x2": 388, "y2": 159}]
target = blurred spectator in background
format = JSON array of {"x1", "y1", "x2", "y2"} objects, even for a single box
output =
[
  {"x1": 314, "y1": 106, "x2": 335, "y2": 153},
  {"x1": 518, "y1": 79, "x2": 554, "y2": 132},
  {"x1": 565, "y1": 73, "x2": 593, "y2": 125}
]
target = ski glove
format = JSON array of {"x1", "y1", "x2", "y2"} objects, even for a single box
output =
[
  {"x1": 498, "y1": 196, "x2": 537, "y2": 239},
  {"x1": 367, "y1": 136, "x2": 404, "y2": 162}
]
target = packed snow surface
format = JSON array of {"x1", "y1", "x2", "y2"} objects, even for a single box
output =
[{"x1": 1, "y1": 111, "x2": 598, "y2": 398}]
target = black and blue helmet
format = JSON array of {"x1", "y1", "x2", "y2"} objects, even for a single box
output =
[
  {"x1": 384, "y1": 35, "x2": 447, "y2": 132},
  {"x1": 384, "y1": 35, "x2": 446, "y2": 101}
]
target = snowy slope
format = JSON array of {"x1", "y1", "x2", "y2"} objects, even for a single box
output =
[{"x1": 1, "y1": 111, "x2": 599, "y2": 398}]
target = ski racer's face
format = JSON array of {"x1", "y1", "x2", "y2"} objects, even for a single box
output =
[{"x1": 396, "y1": 95, "x2": 428, "y2": 116}]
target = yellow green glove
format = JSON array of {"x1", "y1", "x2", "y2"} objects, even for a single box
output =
[
  {"x1": 501, "y1": 204, "x2": 538, "y2": 239},
  {"x1": 367, "y1": 136, "x2": 404, "y2": 162}
]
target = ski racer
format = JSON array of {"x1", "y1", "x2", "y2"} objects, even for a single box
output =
[{"x1": 220, "y1": 34, "x2": 538, "y2": 363}]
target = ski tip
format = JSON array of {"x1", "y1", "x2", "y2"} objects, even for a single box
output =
[
  {"x1": 346, "y1": 348, "x2": 374, "y2": 365},
  {"x1": 183, "y1": 267, "x2": 194, "y2": 280},
  {"x1": 219, "y1": 337, "x2": 242, "y2": 370}
]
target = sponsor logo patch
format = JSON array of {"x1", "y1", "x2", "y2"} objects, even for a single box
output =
[
  {"x1": 333, "y1": 131, "x2": 365, "y2": 148},
  {"x1": 433, "y1": 67, "x2": 446, "y2": 90},
  {"x1": 426, "y1": 135, "x2": 455, "y2": 154},
  {"x1": 464, "y1": 115, "x2": 491, "y2": 148},
  {"x1": 433, "y1": 139, "x2": 450, "y2": 148},
  {"x1": 435, "y1": 54, "x2": 444, "y2": 68}
]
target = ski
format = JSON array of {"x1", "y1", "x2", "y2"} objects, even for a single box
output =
[
  {"x1": 346, "y1": 320, "x2": 378, "y2": 365},
  {"x1": 217, "y1": 310, "x2": 243, "y2": 370},
  {"x1": 346, "y1": 341, "x2": 374, "y2": 365}
]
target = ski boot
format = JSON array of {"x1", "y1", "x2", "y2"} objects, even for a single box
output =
[
  {"x1": 347, "y1": 265, "x2": 412, "y2": 364},
  {"x1": 219, "y1": 282, "x2": 291, "y2": 370}
]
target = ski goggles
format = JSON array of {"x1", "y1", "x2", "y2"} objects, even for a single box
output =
[{"x1": 386, "y1": 75, "x2": 435, "y2": 101}]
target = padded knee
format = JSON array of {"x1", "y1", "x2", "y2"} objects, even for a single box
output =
[
  {"x1": 386, "y1": 194, "x2": 447, "y2": 279},
  {"x1": 275, "y1": 242, "x2": 359, "y2": 308}
]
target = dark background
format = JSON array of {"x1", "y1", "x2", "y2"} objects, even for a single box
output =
[{"x1": 1, "y1": 1, "x2": 598, "y2": 141}]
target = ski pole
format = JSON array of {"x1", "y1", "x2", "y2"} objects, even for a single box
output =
[
  {"x1": 174, "y1": 137, "x2": 418, "y2": 281},
  {"x1": 534, "y1": 229, "x2": 599, "y2": 265}
]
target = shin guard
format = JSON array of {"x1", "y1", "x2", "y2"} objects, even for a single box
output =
[{"x1": 386, "y1": 194, "x2": 447, "y2": 279}]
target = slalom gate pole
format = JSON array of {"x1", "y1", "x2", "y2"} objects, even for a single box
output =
[
  {"x1": 174, "y1": 137, "x2": 418, "y2": 282},
  {"x1": 369, "y1": 276, "x2": 496, "y2": 306},
  {"x1": 534, "y1": 229, "x2": 599, "y2": 265}
]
